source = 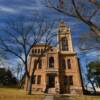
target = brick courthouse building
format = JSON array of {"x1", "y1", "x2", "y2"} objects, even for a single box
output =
[{"x1": 25, "y1": 21, "x2": 83, "y2": 94}]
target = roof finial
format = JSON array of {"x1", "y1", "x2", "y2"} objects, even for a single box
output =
[
  {"x1": 59, "y1": 21, "x2": 70, "y2": 33},
  {"x1": 59, "y1": 21, "x2": 66, "y2": 27}
]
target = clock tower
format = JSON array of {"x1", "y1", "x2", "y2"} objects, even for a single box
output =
[
  {"x1": 57, "y1": 21, "x2": 83, "y2": 94},
  {"x1": 57, "y1": 21, "x2": 73, "y2": 52}
]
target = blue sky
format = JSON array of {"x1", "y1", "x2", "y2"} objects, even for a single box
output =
[
  {"x1": 0, "y1": 0, "x2": 100, "y2": 73},
  {"x1": 0, "y1": 0, "x2": 91, "y2": 43}
]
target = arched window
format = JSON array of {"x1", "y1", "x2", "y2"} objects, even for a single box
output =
[
  {"x1": 61, "y1": 37, "x2": 68, "y2": 51},
  {"x1": 49, "y1": 57, "x2": 54, "y2": 68}
]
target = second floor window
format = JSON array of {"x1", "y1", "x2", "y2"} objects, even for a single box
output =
[{"x1": 49, "y1": 57, "x2": 54, "y2": 68}]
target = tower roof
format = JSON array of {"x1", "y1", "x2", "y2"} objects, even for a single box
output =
[
  {"x1": 58, "y1": 21, "x2": 70, "y2": 34},
  {"x1": 59, "y1": 21, "x2": 66, "y2": 27},
  {"x1": 59, "y1": 21, "x2": 69, "y2": 28}
]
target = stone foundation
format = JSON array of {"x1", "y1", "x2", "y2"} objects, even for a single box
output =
[{"x1": 70, "y1": 87, "x2": 83, "y2": 95}]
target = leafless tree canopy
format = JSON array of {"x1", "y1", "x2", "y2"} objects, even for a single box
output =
[
  {"x1": 44, "y1": 0, "x2": 100, "y2": 51},
  {"x1": 0, "y1": 17, "x2": 58, "y2": 94},
  {"x1": 0, "y1": 17, "x2": 56, "y2": 78}
]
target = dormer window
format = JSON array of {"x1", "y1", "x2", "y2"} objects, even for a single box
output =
[
  {"x1": 41, "y1": 49, "x2": 43, "y2": 53},
  {"x1": 32, "y1": 49, "x2": 34, "y2": 54},
  {"x1": 35, "y1": 49, "x2": 37, "y2": 54},
  {"x1": 38, "y1": 49, "x2": 40, "y2": 54}
]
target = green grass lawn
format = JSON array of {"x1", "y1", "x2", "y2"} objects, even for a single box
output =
[{"x1": 0, "y1": 88, "x2": 100, "y2": 100}]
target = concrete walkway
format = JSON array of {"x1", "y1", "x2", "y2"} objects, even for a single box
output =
[
  {"x1": 43, "y1": 95, "x2": 54, "y2": 100},
  {"x1": 42, "y1": 94, "x2": 76, "y2": 100}
]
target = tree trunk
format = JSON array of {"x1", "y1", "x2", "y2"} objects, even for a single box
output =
[
  {"x1": 28, "y1": 77, "x2": 32, "y2": 95},
  {"x1": 89, "y1": 79, "x2": 96, "y2": 95},
  {"x1": 19, "y1": 72, "x2": 26, "y2": 88}
]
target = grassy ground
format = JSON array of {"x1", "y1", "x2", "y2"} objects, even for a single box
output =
[
  {"x1": 0, "y1": 88, "x2": 44, "y2": 100},
  {"x1": 54, "y1": 95, "x2": 100, "y2": 100},
  {"x1": 0, "y1": 88, "x2": 100, "y2": 100}
]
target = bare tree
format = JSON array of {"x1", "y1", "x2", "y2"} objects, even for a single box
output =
[
  {"x1": 10, "y1": 61, "x2": 24, "y2": 87},
  {"x1": 78, "y1": 32, "x2": 100, "y2": 51},
  {"x1": 43, "y1": 0, "x2": 100, "y2": 94},
  {"x1": 0, "y1": 17, "x2": 57, "y2": 94},
  {"x1": 45, "y1": 0, "x2": 100, "y2": 50}
]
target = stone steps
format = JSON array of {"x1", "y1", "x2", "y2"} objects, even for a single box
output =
[{"x1": 48, "y1": 88, "x2": 56, "y2": 94}]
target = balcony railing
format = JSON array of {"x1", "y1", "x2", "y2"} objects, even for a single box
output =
[{"x1": 45, "y1": 68, "x2": 58, "y2": 74}]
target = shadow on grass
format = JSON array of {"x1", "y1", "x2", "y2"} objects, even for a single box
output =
[{"x1": 54, "y1": 95, "x2": 75, "y2": 100}]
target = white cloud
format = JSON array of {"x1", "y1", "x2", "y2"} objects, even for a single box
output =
[
  {"x1": 86, "y1": 51, "x2": 100, "y2": 57},
  {"x1": 0, "y1": 6, "x2": 17, "y2": 13},
  {"x1": 0, "y1": 58, "x2": 11, "y2": 69},
  {"x1": 19, "y1": 5, "x2": 42, "y2": 11}
]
